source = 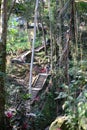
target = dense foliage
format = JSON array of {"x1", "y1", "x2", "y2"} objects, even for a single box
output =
[{"x1": 0, "y1": 0, "x2": 87, "y2": 129}]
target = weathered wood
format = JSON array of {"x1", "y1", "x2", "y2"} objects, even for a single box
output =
[
  {"x1": 35, "y1": 45, "x2": 44, "y2": 52},
  {"x1": 11, "y1": 43, "x2": 50, "y2": 64},
  {"x1": 11, "y1": 51, "x2": 32, "y2": 63},
  {"x1": 31, "y1": 74, "x2": 51, "y2": 105},
  {"x1": 32, "y1": 87, "x2": 41, "y2": 91}
]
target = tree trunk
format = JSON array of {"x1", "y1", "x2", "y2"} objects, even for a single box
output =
[
  {"x1": 7, "y1": 0, "x2": 16, "y2": 21},
  {"x1": 70, "y1": 0, "x2": 77, "y2": 69},
  {"x1": 29, "y1": 0, "x2": 39, "y2": 96},
  {"x1": 0, "y1": 43, "x2": 6, "y2": 129},
  {"x1": 41, "y1": 21, "x2": 47, "y2": 55},
  {"x1": 60, "y1": 0, "x2": 64, "y2": 48},
  {"x1": 39, "y1": 4, "x2": 47, "y2": 54},
  {"x1": 48, "y1": 0, "x2": 53, "y2": 71},
  {"x1": 70, "y1": 0, "x2": 76, "y2": 43},
  {"x1": 58, "y1": 0, "x2": 64, "y2": 67},
  {"x1": 55, "y1": 0, "x2": 59, "y2": 63},
  {"x1": 0, "y1": 0, "x2": 7, "y2": 129}
]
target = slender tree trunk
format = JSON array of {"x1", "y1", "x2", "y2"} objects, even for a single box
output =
[
  {"x1": 41, "y1": 22, "x2": 47, "y2": 54},
  {"x1": 60, "y1": 0, "x2": 64, "y2": 48},
  {"x1": 0, "y1": 0, "x2": 7, "y2": 129},
  {"x1": 70, "y1": 0, "x2": 77, "y2": 69},
  {"x1": 58, "y1": 0, "x2": 64, "y2": 68},
  {"x1": 48, "y1": 0, "x2": 53, "y2": 71},
  {"x1": 55, "y1": 0, "x2": 60, "y2": 63},
  {"x1": 26, "y1": 21, "x2": 31, "y2": 43},
  {"x1": 70, "y1": 0, "x2": 76, "y2": 43},
  {"x1": 75, "y1": 11, "x2": 79, "y2": 58},
  {"x1": 7, "y1": 0, "x2": 16, "y2": 21},
  {"x1": 64, "y1": 38, "x2": 70, "y2": 85},
  {"x1": 29, "y1": 0, "x2": 39, "y2": 96},
  {"x1": 39, "y1": 3, "x2": 47, "y2": 54}
]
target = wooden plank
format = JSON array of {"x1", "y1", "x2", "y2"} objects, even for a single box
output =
[
  {"x1": 31, "y1": 74, "x2": 51, "y2": 105},
  {"x1": 35, "y1": 45, "x2": 44, "y2": 52},
  {"x1": 32, "y1": 87, "x2": 41, "y2": 91}
]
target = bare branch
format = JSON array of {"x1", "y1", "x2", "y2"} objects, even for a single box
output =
[
  {"x1": 7, "y1": 0, "x2": 16, "y2": 21},
  {"x1": 58, "y1": 0, "x2": 71, "y2": 17}
]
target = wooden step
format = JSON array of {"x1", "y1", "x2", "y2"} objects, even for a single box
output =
[
  {"x1": 31, "y1": 74, "x2": 50, "y2": 104},
  {"x1": 32, "y1": 87, "x2": 41, "y2": 91}
]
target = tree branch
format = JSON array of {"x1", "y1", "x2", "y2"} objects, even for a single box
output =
[{"x1": 7, "y1": 0, "x2": 16, "y2": 21}]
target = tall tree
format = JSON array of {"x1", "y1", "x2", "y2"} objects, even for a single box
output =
[
  {"x1": 0, "y1": 0, "x2": 16, "y2": 128},
  {"x1": 0, "y1": 0, "x2": 7, "y2": 129},
  {"x1": 48, "y1": 0, "x2": 53, "y2": 71},
  {"x1": 70, "y1": 0, "x2": 76, "y2": 43},
  {"x1": 29, "y1": 0, "x2": 39, "y2": 96}
]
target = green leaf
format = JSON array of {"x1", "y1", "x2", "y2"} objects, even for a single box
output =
[
  {"x1": 55, "y1": 92, "x2": 68, "y2": 100},
  {"x1": 62, "y1": 101, "x2": 70, "y2": 110},
  {"x1": 22, "y1": 93, "x2": 32, "y2": 100},
  {"x1": 85, "y1": 110, "x2": 87, "y2": 117},
  {"x1": 84, "y1": 92, "x2": 87, "y2": 98}
]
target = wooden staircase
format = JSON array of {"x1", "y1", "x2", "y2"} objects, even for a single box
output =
[
  {"x1": 11, "y1": 42, "x2": 50, "y2": 64},
  {"x1": 31, "y1": 73, "x2": 50, "y2": 105}
]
